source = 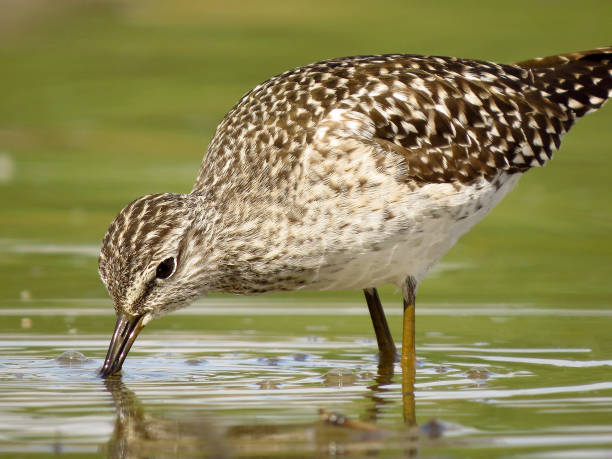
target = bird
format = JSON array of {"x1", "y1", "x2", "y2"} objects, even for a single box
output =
[{"x1": 98, "y1": 48, "x2": 612, "y2": 399}]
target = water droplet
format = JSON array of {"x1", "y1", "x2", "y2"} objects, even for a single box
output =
[{"x1": 56, "y1": 350, "x2": 88, "y2": 366}]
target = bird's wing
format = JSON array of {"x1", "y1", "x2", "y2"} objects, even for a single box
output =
[{"x1": 310, "y1": 63, "x2": 570, "y2": 185}]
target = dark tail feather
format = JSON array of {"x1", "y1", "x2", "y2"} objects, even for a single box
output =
[{"x1": 515, "y1": 46, "x2": 612, "y2": 119}]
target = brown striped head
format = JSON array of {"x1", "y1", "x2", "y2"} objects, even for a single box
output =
[{"x1": 98, "y1": 193, "x2": 207, "y2": 319}]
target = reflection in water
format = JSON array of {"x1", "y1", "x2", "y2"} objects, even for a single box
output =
[
  {"x1": 103, "y1": 377, "x2": 231, "y2": 458},
  {"x1": 364, "y1": 357, "x2": 396, "y2": 423},
  {"x1": 102, "y1": 364, "x2": 420, "y2": 458}
]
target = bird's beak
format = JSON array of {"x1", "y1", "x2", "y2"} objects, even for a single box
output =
[{"x1": 99, "y1": 313, "x2": 146, "y2": 378}]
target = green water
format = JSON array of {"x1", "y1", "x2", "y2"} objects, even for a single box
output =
[
  {"x1": 2, "y1": 302, "x2": 612, "y2": 457},
  {"x1": 1, "y1": 1, "x2": 611, "y2": 457}
]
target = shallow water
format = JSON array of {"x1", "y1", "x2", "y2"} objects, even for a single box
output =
[
  {"x1": 1, "y1": 2, "x2": 612, "y2": 458},
  {"x1": 1, "y1": 301, "x2": 612, "y2": 458}
]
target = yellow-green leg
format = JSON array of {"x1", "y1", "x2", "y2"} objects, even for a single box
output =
[{"x1": 401, "y1": 276, "x2": 417, "y2": 426}]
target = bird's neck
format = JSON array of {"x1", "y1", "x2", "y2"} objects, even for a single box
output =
[{"x1": 188, "y1": 191, "x2": 314, "y2": 295}]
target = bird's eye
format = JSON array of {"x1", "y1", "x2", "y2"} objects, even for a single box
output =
[{"x1": 155, "y1": 257, "x2": 176, "y2": 280}]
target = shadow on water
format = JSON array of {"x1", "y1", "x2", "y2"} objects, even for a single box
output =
[{"x1": 102, "y1": 363, "x2": 422, "y2": 458}]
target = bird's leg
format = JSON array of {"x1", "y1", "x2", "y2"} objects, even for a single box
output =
[
  {"x1": 401, "y1": 276, "x2": 418, "y2": 426},
  {"x1": 364, "y1": 287, "x2": 397, "y2": 367},
  {"x1": 362, "y1": 287, "x2": 397, "y2": 423}
]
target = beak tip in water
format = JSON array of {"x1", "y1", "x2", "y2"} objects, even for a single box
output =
[
  {"x1": 100, "y1": 313, "x2": 145, "y2": 379},
  {"x1": 98, "y1": 363, "x2": 120, "y2": 378}
]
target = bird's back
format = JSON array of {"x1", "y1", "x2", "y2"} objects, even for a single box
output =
[
  {"x1": 194, "y1": 48, "x2": 611, "y2": 194},
  {"x1": 189, "y1": 49, "x2": 611, "y2": 292}
]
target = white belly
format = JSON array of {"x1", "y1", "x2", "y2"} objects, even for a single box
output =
[{"x1": 306, "y1": 172, "x2": 522, "y2": 290}]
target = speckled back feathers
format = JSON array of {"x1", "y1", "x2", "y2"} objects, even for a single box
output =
[{"x1": 195, "y1": 47, "x2": 611, "y2": 192}]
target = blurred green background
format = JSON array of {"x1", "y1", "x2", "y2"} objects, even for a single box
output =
[{"x1": 1, "y1": 0, "x2": 611, "y2": 307}]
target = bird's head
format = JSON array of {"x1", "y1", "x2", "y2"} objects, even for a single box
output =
[{"x1": 98, "y1": 193, "x2": 207, "y2": 377}]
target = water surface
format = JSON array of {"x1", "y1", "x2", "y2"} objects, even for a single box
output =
[{"x1": 2, "y1": 301, "x2": 611, "y2": 457}]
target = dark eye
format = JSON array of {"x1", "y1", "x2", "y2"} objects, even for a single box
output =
[{"x1": 155, "y1": 257, "x2": 175, "y2": 279}]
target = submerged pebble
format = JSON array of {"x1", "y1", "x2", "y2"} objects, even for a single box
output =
[
  {"x1": 420, "y1": 418, "x2": 446, "y2": 439},
  {"x1": 257, "y1": 380, "x2": 280, "y2": 390},
  {"x1": 185, "y1": 358, "x2": 208, "y2": 366},
  {"x1": 324, "y1": 368, "x2": 358, "y2": 387},
  {"x1": 318, "y1": 409, "x2": 381, "y2": 433},
  {"x1": 56, "y1": 350, "x2": 88, "y2": 366},
  {"x1": 257, "y1": 357, "x2": 280, "y2": 366},
  {"x1": 292, "y1": 353, "x2": 310, "y2": 362},
  {"x1": 466, "y1": 367, "x2": 490, "y2": 381}
]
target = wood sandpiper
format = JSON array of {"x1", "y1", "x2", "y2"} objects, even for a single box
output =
[{"x1": 98, "y1": 47, "x2": 611, "y2": 420}]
